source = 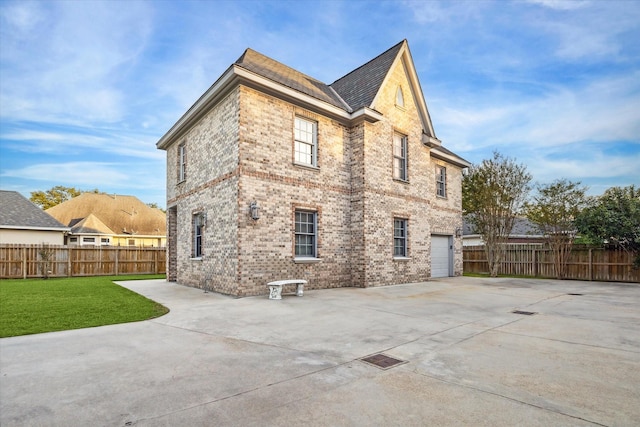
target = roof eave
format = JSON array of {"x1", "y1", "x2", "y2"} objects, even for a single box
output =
[
  {"x1": 430, "y1": 147, "x2": 472, "y2": 169},
  {"x1": 157, "y1": 65, "x2": 385, "y2": 150},
  {"x1": 0, "y1": 225, "x2": 71, "y2": 232},
  {"x1": 157, "y1": 65, "x2": 237, "y2": 150}
]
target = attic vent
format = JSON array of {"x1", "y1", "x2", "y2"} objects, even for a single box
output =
[{"x1": 360, "y1": 354, "x2": 407, "y2": 370}]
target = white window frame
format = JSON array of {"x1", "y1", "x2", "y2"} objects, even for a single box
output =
[
  {"x1": 178, "y1": 143, "x2": 187, "y2": 182},
  {"x1": 394, "y1": 218, "x2": 408, "y2": 257},
  {"x1": 295, "y1": 210, "x2": 317, "y2": 258},
  {"x1": 436, "y1": 166, "x2": 447, "y2": 198},
  {"x1": 294, "y1": 117, "x2": 318, "y2": 167},
  {"x1": 393, "y1": 132, "x2": 408, "y2": 181},
  {"x1": 396, "y1": 86, "x2": 405, "y2": 108},
  {"x1": 192, "y1": 212, "x2": 204, "y2": 258}
]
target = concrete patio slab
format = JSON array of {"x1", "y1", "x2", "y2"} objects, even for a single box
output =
[{"x1": 1, "y1": 276, "x2": 638, "y2": 426}]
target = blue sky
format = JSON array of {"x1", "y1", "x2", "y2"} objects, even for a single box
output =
[{"x1": 1, "y1": 0, "x2": 638, "y2": 208}]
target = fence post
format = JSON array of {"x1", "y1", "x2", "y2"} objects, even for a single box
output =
[
  {"x1": 115, "y1": 248, "x2": 119, "y2": 276},
  {"x1": 533, "y1": 249, "x2": 538, "y2": 278},
  {"x1": 588, "y1": 248, "x2": 593, "y2": 281},
  {"x1": 68, "y1": 247, "x2": 72, "y2": 277},
  {"x1": 22, "y1": 246, "x2": 27, "y2": 279}
]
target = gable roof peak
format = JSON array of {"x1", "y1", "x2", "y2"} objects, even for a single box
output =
[{"x1": 329, "y1": 40, "x2": 407, "y2": 111}]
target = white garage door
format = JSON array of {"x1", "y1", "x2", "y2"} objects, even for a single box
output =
[{"x1": 431, "y1": 235, "x2": 451, "y2": 278}]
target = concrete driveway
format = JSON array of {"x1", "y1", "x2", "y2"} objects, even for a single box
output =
[{"x1": 1, "y1": 277, "x2": 638, "y2": 426}]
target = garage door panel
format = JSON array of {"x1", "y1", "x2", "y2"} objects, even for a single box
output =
[{"x1": 431, "y1": 235, "x2": 451, "y2": 278}]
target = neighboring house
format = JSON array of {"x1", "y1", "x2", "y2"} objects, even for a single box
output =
[
  {"x1": 46, "y1": 193, "x2": 166, "y2": 247},
  {"x1": 0, "y1": 190, "x2": 69, "y2": 244},
  {"x1": 462, "y1": 216, "x2": 545, "y2": 246},
  {"x1": 157, "y1": 40, "x2": 470, "y2": 297}
]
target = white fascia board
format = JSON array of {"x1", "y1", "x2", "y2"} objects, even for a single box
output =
[
  {"x1": 0, "y1": 225, "x2": 71, "y2": 232},
  {"x1": 157, "y1": 65, "x2": 385, "y2": 151},
  {"x1": 156, "y1": 66, "x2": 237, "y2": 150},
  {"x1": 430, "y1": 148, "x2": 472, "y2": 168},
  {"x1": 233, "y1": 67, "x2": 356, "y2": 124},
  {"x1": 350, "y1": 107, "x2": 384, "y2": 124}
]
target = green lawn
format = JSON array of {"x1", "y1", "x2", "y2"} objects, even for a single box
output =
[{"x1": 0, "y1": 275, "x2": 169, "y2": 338}]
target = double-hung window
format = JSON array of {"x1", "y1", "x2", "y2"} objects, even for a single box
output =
[
  {"x1": 294, "y1": 117, "x2": 317, "y2": 167},
  {"x1": 393, "y1": 218, "x2": 408, "y2": 257},
  {"x1": 178, "y1": 143, "x2": 187, "y2": 182},
  {"x1": 193, "y1": 212, "x2": 205, "y2": 258},
  {"x1": 436, "y1": 166, "x2": 447, "y2": 197},
  {"x1": 295, "y1": 210, "x2": 317, "y2": 257},
  {"x1": 393, "y1": 133, "x2": 408, "y2": 181}
]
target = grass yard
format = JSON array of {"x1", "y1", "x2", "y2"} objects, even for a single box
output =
[{"x1": 0, "y1": 275, "x2": 169, "y2": 338}]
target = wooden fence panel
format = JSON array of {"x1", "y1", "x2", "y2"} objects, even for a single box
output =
[
  {"x1": 463, "y1": 244, "x2": 639, "y2": 283},
  {"x1": 0, "y1": 244, "x2": 166, "y2": 279}
]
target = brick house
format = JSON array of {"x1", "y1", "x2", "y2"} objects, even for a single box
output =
[{"x1": 157, "y1": 40, "x2": 470, "y2": 296}]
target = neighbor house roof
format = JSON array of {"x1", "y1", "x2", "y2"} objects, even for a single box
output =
[
  {"x1": 0, "y1": 190, "x2": 69, "y2": 231},
  {"x1": 463, "y1": 216, "x2": 544, "y2": 238},
  {"x1": 46, "y1": 193, "x2": 165, "y2": 236},
  {"x1": 69, "y1": 213, "x2": 115, "y2": 235}
]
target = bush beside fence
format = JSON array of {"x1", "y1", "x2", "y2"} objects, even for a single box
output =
[
  {"x1": 463, "y1": 244, "x2": 639, "y2": 283},
  {"x1": 0, "y1": 244, "x2": 166, "y2": 279}
]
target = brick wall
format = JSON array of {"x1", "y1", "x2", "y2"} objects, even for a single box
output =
[{"x1": 164, "y1": 57, "x2": 464, "y2": 296}]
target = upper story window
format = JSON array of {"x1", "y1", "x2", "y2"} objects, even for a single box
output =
[
  {"x1": 436, "y1": 166, "x2": 447, "y2": 197},
  {"x1": 393, "y1": 132, "x2": 408, "y2": 181},
  {"x1": 396, "y1": 86, "x2": 405, "y2": 108},
  {"x1": 178, "y1": 143, "x2": 187, "y2": 182},
  {"x1": 294, "y1": 116, "x2": 317, "y2": 167},
  {"x1": 393, "y1": 218, "x2": 408, "y2": 257},
  {"x1": 295, "y1": 210, "x2": 317, "y2": 258},
  {"x1": 192, "y1": 212, "x2": 205, "y2": 258}
]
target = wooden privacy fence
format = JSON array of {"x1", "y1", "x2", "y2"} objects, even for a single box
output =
[
  {"x1": 0, "y1": 244, "x2": 166, "y2": 279},
  {"x1": 463, "y1": 244, "x2": 639, "y2": 283}
]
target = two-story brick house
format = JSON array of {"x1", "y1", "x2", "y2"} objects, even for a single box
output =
[{"x1": 157, "y1": 40, "x2": 470, "y2": 296}]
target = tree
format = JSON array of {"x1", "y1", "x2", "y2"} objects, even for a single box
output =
[
  {"x1": 575, "y1": 185, "x2": 640, "y2": 267},
  {"x1": 525, "y1": 179, "x2": 588, "y2": 279},
  {"x1": 463, "y1": 151, "x2": 532, "y2": 277},
  {"x1": 30, "y1": 186, "x2": 82, "y2": 209}
]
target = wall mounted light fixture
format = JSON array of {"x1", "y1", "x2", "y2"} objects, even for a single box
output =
[
  {"x1": 249, "y1": 201, "x2": 260, "y2": 220},
  {"x1": 455, "y1": 227, "x2": 462, "y2": 238}
]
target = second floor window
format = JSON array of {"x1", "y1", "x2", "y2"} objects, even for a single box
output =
[
  {"x1": 294, "y1": 117, "x2": 317, "y2": 167},
  {"x1": 393, "y1": 132, "x2": 408, "y2": 181},
  {"x1": 436, "y1": 166, "x2": 447, "y2": 197},
  {"x1": 178, "y1": 143, "x2": 187, "y2": 182}
]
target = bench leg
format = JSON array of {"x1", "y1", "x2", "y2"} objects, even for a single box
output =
[
  {"x1": 296, "y1": 284, "x2": 304, "y2": 297},
  {"x1": 268, "y1": 285, "x2": 282, "y2": 300}
]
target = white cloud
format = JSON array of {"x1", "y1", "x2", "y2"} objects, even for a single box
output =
[
  {"x1": 435, "y1": 71, "x2": 640, "y2": 151},
  {"x1": 526, "y1": 0, "x2": 590, "y2": 11},
  {"x1": 1, "y1": 161, "x2": 164, "y2": 191}
]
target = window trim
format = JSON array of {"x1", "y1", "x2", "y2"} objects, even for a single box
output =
[
  {"x1": 293, "y1": 116, "x2": 318, "y2": 168},
  {"x1": 294, "y1": 209, "x2": 318, "y2": 259},
  {"x1": 436, "y1": 165, "x2": 447, "y2": 198},
  {"x1": 192, "y1": 212, "x2": 205, "y2": 259},
  {"x1": 393, "y1": 217, "x2": 408, "y2": 258},
  {"x1": 178, "y1": 143, "x2": 187, "y2": 183},
  {"x1": 396, "y1": 86, "x2": 405, "y2": 108},
  {"x1": 393, "y1": 132, "x2": 408, "y2": 182}
]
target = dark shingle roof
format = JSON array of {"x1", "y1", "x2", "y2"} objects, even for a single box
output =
[
  {"x1": 0, "y1": 190, "x2": 67, "y2": 229},
  {"x1": 235, "y1": 49, "x2": 347, "y2": 110},
  {"x1": 330, "y1": 40, "x2": 405, "y2": 110}
]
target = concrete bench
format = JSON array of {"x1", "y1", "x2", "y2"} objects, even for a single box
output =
[{"x1": 267, "y1": 279, "x2": 306, "y2": 300}]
